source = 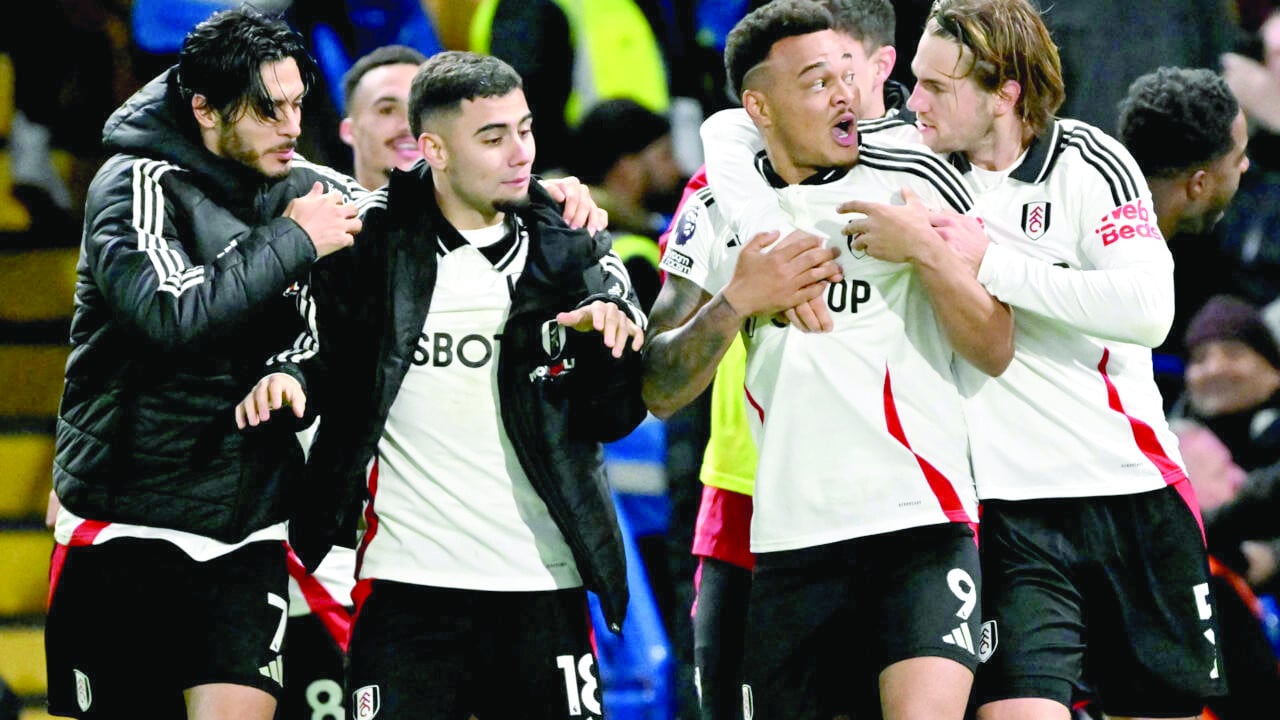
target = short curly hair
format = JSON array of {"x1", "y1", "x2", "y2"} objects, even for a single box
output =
[
  {"x1": 724, "y1": 0, "x2": 833, "y2": 99},
  {"x1": 1117, "y1": 67, "x2": 1239, "y2": 179}
]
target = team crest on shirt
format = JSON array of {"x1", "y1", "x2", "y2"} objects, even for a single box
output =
[
  {"x1": 534, "y1": 320, "x2": 576, "y2": 383},
  {"x1": 977, "y1": 620, "x2": 998, "y2": 662},
  {"x1": 542, "y1": 319, "x2": 567, "y2": 359},
  {"x1": 74, "y1": 669, "x2": 92, "y2": 711},
  {"x1": 352, "y1": 684, "x2": 380, "y2": 719},
  {"x1": 1021, "y1": 201, "x2": 1051, "y2": 240}
]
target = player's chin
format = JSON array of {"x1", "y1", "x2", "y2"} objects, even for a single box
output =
[
  {"x1": 260, "y1": 162, "x2": 292, "y2": 179},
  {"x1": 822, "y1": 144, "x2": 860, "y2": 167},
  {"x1": 493, "y1": 191, "x2": 531, "y2": 213}
]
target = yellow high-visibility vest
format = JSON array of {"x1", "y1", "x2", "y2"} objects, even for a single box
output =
[{"x1": 470, "y1": 0, "x2": 669, "y2": 127}]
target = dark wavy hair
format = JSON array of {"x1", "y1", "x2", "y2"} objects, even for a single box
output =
[
  {"x1": 176, "y1": 6, "x2": 319, "y2": 122},
  {"x1": 1117, "y1": 67, "x2": 1239, "y2": 179},
  {"x1": 925, "y1": 0, "x2": 1065, "y2": 139}
]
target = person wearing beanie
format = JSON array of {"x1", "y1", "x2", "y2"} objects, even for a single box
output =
[
  {"x1": 1178, "y1": 293, "x2": 1280, "y2": 472},
  {"x1": 570, "y1": 98, "x2": 685, "y2": 310},
  {"x1": 1177, "y1": 296, "x2": 1280, "y2": 701}
]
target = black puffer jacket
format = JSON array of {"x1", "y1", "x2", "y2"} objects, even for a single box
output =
[
  {"x1": 54, "y1": 68, "x2": 364, "y2": 542},
  {"x1": 279, "y1": 164, "x2": 647, "y2": 630}
]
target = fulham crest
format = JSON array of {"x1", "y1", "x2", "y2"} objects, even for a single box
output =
[
  {"x1": 353, "y1": 684, "x2": 381, "y2": 719},
  {"x1": 1021, "y1": 201, "x2": 1051, "y2": 240},
  {"x1": 74, "y1": 669, "x2": 92, "y2": 712}
]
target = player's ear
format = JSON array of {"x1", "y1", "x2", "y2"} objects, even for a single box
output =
[
  {"x1": 994, "y1": 79, "x2": 1021, "y2": 117},
  {"x1": 420, "y1": 132, "x2": 447, "y2": 171},
  {"x1": 870, "y1": 44, "x2": 896, "y2": 86},
  {"x1": 338, "y1": 117, "x2": 355, "y2": 148},
  {"x1": 744, "y1": 89, "x2": 770, "y2": 127},
  {"x1": 191, "y1": 94, "x2": 218, "y2": 129},
  {"x1": 1186, "y1": 168, "x2": 1210, "y2": 201}
]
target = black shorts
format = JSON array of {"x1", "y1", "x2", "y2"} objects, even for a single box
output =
[
  {"x1": 743, "y1": 523, "x2": 981, "y2": 720},
  {"x1": 276, "y1": 613, "x2": 348, "y2": 720},
  {"x1": 975, "y1": 483, "x2": 1227, "y2": 716},
  {"x1": 46, "y1": 538, "x2": 288, "y2": 718},
  {"x1": 347, "y1": 580, "x2": 600, "y2": 720},
  {"x1": 692, "y1": 556, "x2": 753, "y2": 720}
]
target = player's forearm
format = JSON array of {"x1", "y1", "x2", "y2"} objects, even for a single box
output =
[
  {"x1": 978, "y1": 243, "x2": 1174, "y2": 347},
  {"x1": 641, "y1": 293, "x2": 743, "y2": 419},
  {"x1": 915, "y1": 244, "x2": 1014, "y2": 376}
]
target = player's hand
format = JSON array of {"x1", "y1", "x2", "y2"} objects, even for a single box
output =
[
  {"x1": 556, "y1": 300, "x2": 645, "y2": 358},
  {"x1": 236, "y1": 372, "x2": 307, "y2": 429},
  {"x1": 285, "y1": 181, "x2": 362, "y2": 259},
  {"x1": 930, "y1": 211, "x2": 990, "y2": 275},
  {"x1": 839, "y1": 186, "x2": 935, "y2": 263},
  {"x1": 782, "y1": 295, "x2": 834, "y2": 333},
  {"x1": 722, "y1": 229, "x2": 841, "y2": 324},
  {"x1": 541, "y1": 175, "x2": 609, "y2": 236}
]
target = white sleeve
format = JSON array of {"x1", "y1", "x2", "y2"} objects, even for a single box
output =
[
  {"x1": 700, "y1": 108, "x2": 798, "y2": 241},
  {"x1": 977, "y1": 193, "x2": 1174, "y2": 348},
  {"x1": 658, "y1": 192, "x2": 723, "y2": 293}
]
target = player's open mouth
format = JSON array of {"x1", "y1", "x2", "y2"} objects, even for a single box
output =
[
  {"x1": 392, "y1": 137, "x2": 419, "y2": 161},
  {"x1": 832, "y1": 116, "x2": 857, "y2": 147}
]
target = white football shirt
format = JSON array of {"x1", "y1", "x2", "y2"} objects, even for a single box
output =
[
  {"x1": 675, "y1": 141, "x2": 980, "y2": 553},
  {"x1": 954, "y1": 118, "x2": 1186, "y2": 500},
  {"x1": 360, "y1": 216, "x2": 581, "y2": 590}
]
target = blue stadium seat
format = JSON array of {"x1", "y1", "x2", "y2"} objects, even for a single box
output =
[
  {"x1": 131, "y1": 0, "x2": 239, "y2": 55},
  {"x1": 589, "y1": 491, "x2": 675, "y2": 720},
  {"x1": 311, "y1": 0, "x2": 444, "y2": 113},
  {"x1": 605, "y1": 415, "x2": 670, "y2": 538}
]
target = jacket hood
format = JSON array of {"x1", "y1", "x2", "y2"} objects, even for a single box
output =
[{"x1": 102, "y1": 67, "x2": 272, "y2": 201}]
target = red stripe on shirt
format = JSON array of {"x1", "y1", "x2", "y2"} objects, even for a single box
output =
[
  {"x1": 349, "y1": 577, "x2": 375, "y2": 632},
  {"x1": 354, "y1": 458, "x2": 381, "y2": 578},
  {"x1": 47, "y1": 519, "x2": 110, "y2": 609},
  {"x1": 350, "y1": 458, "x2": 382, "y2": 632},
  {"x1": 285, "y1": 543, "x2": 353, "y2": 652},
  {"x1": 743, "y1": 384, "x2": 764, "y2": 424},
  {"x1": 882, "y1": 367, "x2": 972, "y2": 523},
  {"x1": 1097, "y1": 348, "x2": 1204, "y2": 540},
  {"x1": 1097, "y1": 348, "x2": 1187, "y2": 483}
]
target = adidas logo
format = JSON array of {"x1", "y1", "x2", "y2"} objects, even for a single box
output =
[
  {"x1": 258, "y1": 656, "x2": 284, "y2": 686},
  {"x1": 941, "y1": 622, "x2": 975, "y2": 654}
]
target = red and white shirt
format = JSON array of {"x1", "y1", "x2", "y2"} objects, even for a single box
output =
[
  {"x1": 689, "y1": 130, "x2": 980, "y2": 553},
  {"x1": 954, "y1": 118, "x2": 1186, "y2": 500}
]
